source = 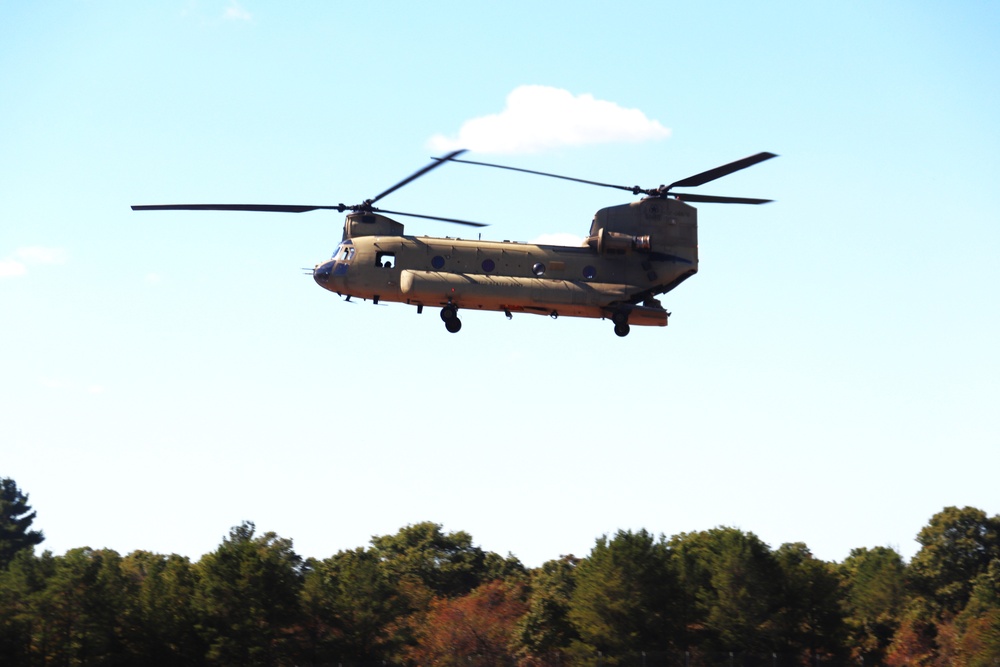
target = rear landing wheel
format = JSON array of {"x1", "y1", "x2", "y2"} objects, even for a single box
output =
[
  {"x1": 614, "y1": 323, "x2": 630, "y2": 337},
  {"x1": 440, "y1": 305, "x2": 457, "y2": 322},
  {"x1": 445, "y1": 317, "x2": 462, "y2": 333}
]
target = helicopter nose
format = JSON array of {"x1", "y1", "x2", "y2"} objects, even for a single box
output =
[{"x1": 313, "y1": 260, "x2": 335, "y2": 287}]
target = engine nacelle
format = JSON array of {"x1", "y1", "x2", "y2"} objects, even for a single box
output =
[
  {"x1": 585, "y1": 228, "x2": 651, "y2": 255},
  {"x1": 590, "y1": 197, "x2": 698, "y2": 255},
  {"x1": 342, "y1": 212, "x2": 404, "y2": 240}
]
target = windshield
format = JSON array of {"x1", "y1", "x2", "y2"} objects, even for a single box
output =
[{"x1": 332, "y1": 243, "x2": 355, "y2": 261}]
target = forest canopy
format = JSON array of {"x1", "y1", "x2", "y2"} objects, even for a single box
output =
[{"x1": 1, "y1": 476, "x2": 997, "y2": 667}]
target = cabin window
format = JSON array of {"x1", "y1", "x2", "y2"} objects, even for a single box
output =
[
  {"x1": 376, "y1": 251, "x2": 396, "y2": 269},
  {"x1": 431, "y1": 255, "x2": 445, "y2": 270},
  {"x1": 583, "y1": 265, "x2": 596, "y2": 279},
  {"x1": 532, "y1": 262, "x2": 546, "y2": 276},
  {"x1": 481, "y1": 258, "x2": 495, "y2": 273}
]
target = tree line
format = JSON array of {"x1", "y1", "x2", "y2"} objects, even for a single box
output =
[{"x1": 1, "y1": 476, "x2": 999, "y2": 666}]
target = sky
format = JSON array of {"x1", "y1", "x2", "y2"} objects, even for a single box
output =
[{"x1": 2, "y1": 1, "x2": 999, "y2": 568}]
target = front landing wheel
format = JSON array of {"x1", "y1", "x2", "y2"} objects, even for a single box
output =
[
  {"x1": 445, "y1": 317, "x2": 462, "y2": 333},
  {"x1": 614, "y1": 323, "x2": 630, "y2": 337}
]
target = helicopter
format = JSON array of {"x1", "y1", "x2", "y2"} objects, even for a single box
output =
[{"x1": 132, "y1": 149, "x2": 775, "y2": 336}]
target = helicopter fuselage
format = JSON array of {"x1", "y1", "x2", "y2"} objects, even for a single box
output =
[{"x1": 313, "y1": 197, "x2": 699, "y2": 332}]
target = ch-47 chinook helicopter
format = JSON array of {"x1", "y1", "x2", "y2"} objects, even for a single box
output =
[{"x1": 133, "y1": 150, "x2": 775, "y2": 336}]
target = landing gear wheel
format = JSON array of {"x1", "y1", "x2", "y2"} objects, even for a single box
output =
[
  {"x1": 614, "y1": 323, "x2": 630, "y2": 337},
  {"x1": 445, "y1": 317, "x2": 462, "y2": 333},
  {"x1": 612, "y1": 310, "x2": 629, "y2": 326},
  {"x1": 440, "y1": 305, "x2": 457, "y2": 322}
]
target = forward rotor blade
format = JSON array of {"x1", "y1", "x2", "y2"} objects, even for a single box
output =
[
  {"x1": 668, "y1": 152, "x2": 777, "y2": 190},
  {"x1": 374, "y1": 208, "x2": 487, "y2": 227},
  {"x1": 670, "y1": 193, "x2": 773, "y2": 205},
  {"x1": 369, "y1": 149, "x2": 467, "y2": 205},
  {"x1": 434, "y1": 156, "x2": 640, "y2": 194},
  {"x1": 131, "y1": 204, "x2": 345, "y2": 213},
  {"x1": 131, "y1": 202, "x2": 487, "y2": 226}
]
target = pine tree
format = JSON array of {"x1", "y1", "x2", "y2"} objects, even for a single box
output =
[{"x1": 0, "y1": 477, "x2": 44, "y2": 569}]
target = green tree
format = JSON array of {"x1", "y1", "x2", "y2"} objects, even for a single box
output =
[
  {"x1": 773, "y1": 542, "x2": 846, "y2": 664},
  {"x1": 26, "y1": 548, "x2": 131, "y2": 666},
  {"x1": 0, "y1": 478, "x2": 44, "y2": 569},
  {"x1": 950, "y1": 559, "x2": 1000, "y2": 667},
  {"x1": 909, "y1": 506, "x2": 1000, "y2": 618},
  {"x1": 840, "y1": 546, "x2": 906, "y2": 665},
  {"x1": 299, "y1": 547, "x2": 405, "y2": 665},
  {"x1": 195, "y1": 522, "x2": 303, "y2": 667},
  {"x1": 514, "y1": 555, "x2": 580, "y2": 666},
  {"x1": 568, "y1": 529, "x2": 678, "y2": 662},
  {"x1": 671, "y1": 527, "x2": 782, "y2": 656},
  {"x1": 369, "y1": 521, "x2": 520, "y2": 599},
  {"x1": 914, "y1": 559, "x2": 1000, "y2": 667},
  {"x1": 119, "y1": 550, "x2": 205, "y2": 666},
  {"x1": 0, "y1": 549, "x2": 49, "y2": 666}
]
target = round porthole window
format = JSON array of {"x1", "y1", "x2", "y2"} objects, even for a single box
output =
[
  {"x1": 482, "y1": 258, "x2": 496, "y2": 272},
  {"x1": 583, "y1": 265, "x2": 597, "y2": 279},
  {"x1": 532, "y1": 262, "x2": 545, "y2": 276},
  {"x1": 431, "y1": 255, "x2": 445, "y2": 270}
]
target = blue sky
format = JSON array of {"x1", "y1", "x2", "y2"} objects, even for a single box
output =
[{"x1": 2, "y1": 1, "x2": 999, "y2": 567}]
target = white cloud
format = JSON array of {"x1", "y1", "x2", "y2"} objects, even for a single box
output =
[
  {"x1": 224, "y1": 1, "x2": 251, "y2": 21},
  {"x1": 181, "y1": 1, "x2": 251, "y2": 23},
  {"x1": 0, "y1": 246, "x2": 66, "y2": 278},
  {"x1": 0, "y1": 259, "x2": 26, "y2": 278},
  {"x1": 38, "y1": 377, "x2": 106, "y2": 395},
  {"x1": 17, "y1": 246, "x2": 67, "y2": 264},
  {"x1": 428, "y1": 85, "x2": 671, "y2": 155},
  {"x1": 39, "y1": 377, "x2": 70, "y2": 390}
]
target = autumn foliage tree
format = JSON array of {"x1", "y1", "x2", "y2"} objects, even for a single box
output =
[{"x1": 404, "y1": 578, "x2": 528, "y2": 667}]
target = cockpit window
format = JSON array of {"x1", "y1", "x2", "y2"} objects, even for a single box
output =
[{"x1": 333, "y1": 245, "x2": 356, "y2": 262}]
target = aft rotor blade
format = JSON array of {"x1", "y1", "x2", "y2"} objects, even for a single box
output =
[
  {"x1": 668, "y1": 152, "x2": 777, "y2": 190},
  {"x1": 368, "y1": 149, "x2": 467, "y2": 205},
  {"x1": 434, "y1": 156, "x2": 641, "y2": 194},
  {"x1": 131, "y1": 204, "x2": 345, "y2": 213},
  {"x1": 375, "y1": 208, "x2": 487, "y2": 227},
  {"x1": 671, "y1": 193, "x2": 773, "y2": 205}
]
